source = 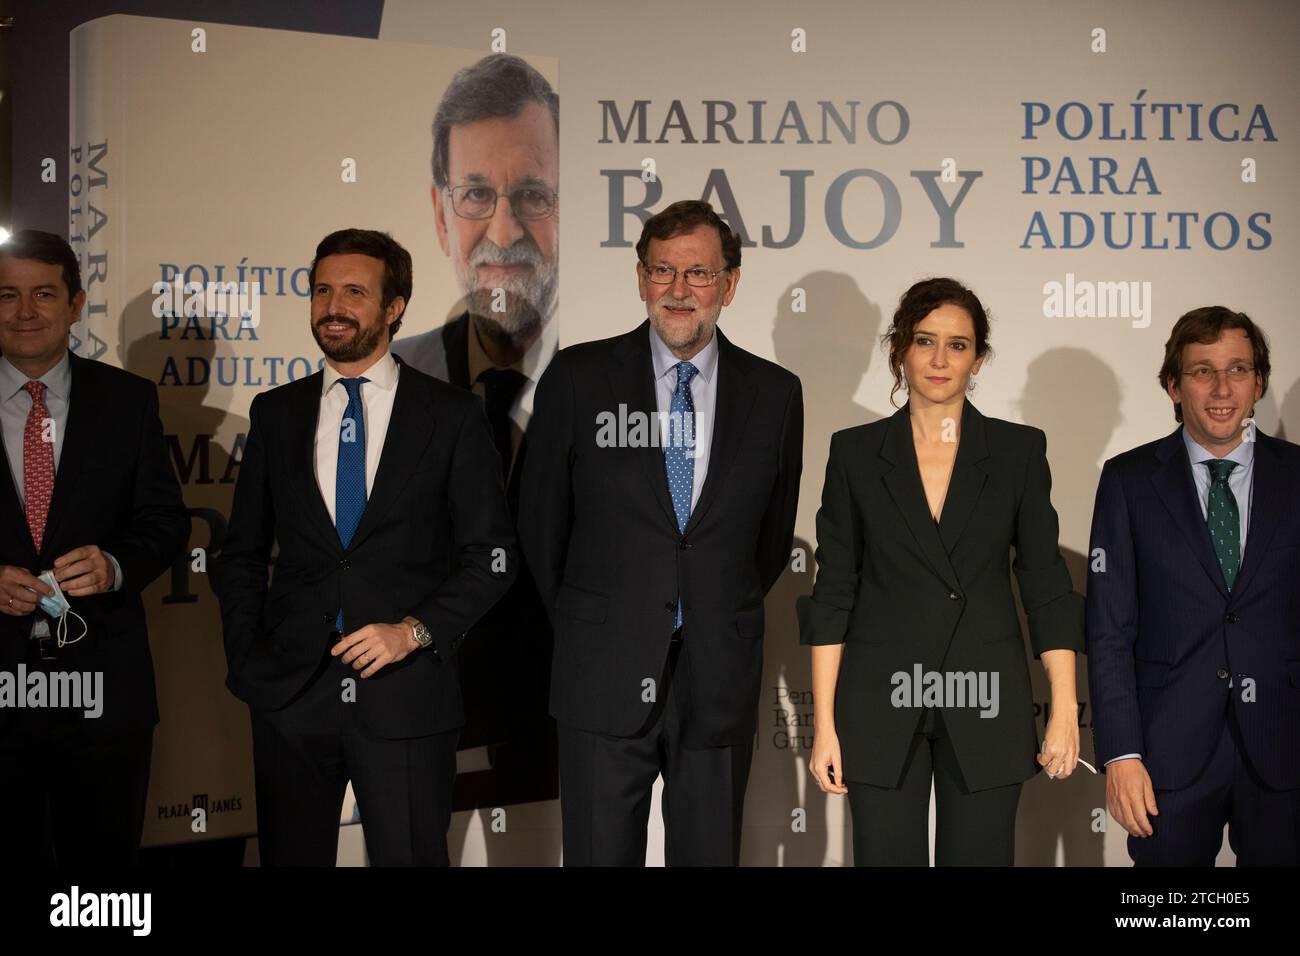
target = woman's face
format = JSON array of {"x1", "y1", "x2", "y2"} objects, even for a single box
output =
[{"x1": 901, "y1": 303, "x2": 984, "y2": 405}]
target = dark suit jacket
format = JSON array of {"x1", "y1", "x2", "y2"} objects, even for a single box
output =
[
  {"x1": 518, "y1": 320, "x2": 803, "y2": 748},
  {"x1": 1086, "y1": 426, "x2": 1300, "y2": 791},
  {"x1": 391, "y1": 311, "x2": 553, "y2": 753},
  {"x1": 797, "y1": 401, "x2": 1084, "y2": 792},
  {"x1": 0, "y1": 351, "x2": 189, "y2": 738},
  {"x1": 210, "y1": 353, "x2": 517, "y2": 738}
]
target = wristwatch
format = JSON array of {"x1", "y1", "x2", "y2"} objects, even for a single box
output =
[{"x1": 403, "y1": 615, "x2": 433, "y2": 650}]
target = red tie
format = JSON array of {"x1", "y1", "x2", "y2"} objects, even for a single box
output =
[{"x1": 23, "y1": 380, "x2": 55, "y2": 552}]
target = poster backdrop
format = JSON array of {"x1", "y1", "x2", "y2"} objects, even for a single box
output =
[{"x1": 68, "y1": 0, "x2": 1298, "y2": 864}]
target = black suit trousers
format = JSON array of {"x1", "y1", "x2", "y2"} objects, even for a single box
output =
[
  {"x1": 557, "y1": 632, "x2": 754, "y2": 866},
  {"x1": 0, "y1": 649, "x2": 153, "y2": 867},
  {"x1": 846, "y1": 709, "x2": 1022, "y2": 866},
  {"x1": 250, "y1": 641, "x2": 459, "y2": 867}
]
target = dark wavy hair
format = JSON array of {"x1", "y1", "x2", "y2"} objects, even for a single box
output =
[
  {"x1": 1158, "y1": 306, "x2": 1270, "y2": 423},
  {"x1": 880, "y1": 277, "x2": 992, "y2": 408}
]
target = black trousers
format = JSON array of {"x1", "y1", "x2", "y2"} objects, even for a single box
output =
[
  {"x1": 557, "y1": 632, "x2": 754, "y2": 866},
  {"x1": 250, "y1": 635, "x2": 459, "y2": 867},
  {"x1": 846, "y1": 709, "x2": 1022, "y2": 866},
  {"x1": 0, "y1": 686, "x2": 152, "y2": 867},
  {"x1": 1130, "y1": 704, "x2": 1299, "y2": 866}
]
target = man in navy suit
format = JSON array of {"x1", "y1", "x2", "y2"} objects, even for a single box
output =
[{"x1": 1087, "y1": 306, "x2": 1299, "y2": 866}]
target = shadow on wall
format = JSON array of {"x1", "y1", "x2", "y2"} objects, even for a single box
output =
[{"x1": 747, "y1": 271, "x2": 882, "y2": 865}]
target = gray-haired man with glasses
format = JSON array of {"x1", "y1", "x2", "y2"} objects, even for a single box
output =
[
  {"x1": 520, "y1": 200, "x2": 804, "y2": 865},
  {"x1": 391, "y1": 53, "x2": 561, "y2": 823}
]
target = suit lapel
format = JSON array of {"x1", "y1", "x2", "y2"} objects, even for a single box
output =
[
  {"x1": 347, "y1": 356, "x2": 437, "y2": 551},
  {"x1": 291, "y1": 371, "x2": 339, "y2": 550},
  {"x1": 1149, "y1": 428, "x2": 1228, "y2": 599},
  {"x1": 1225, "y1": 430, "x2": 1282, "y2": 601},
  {"x1": 610, "y1": 322, "x2": 677, "y2": 530},
  {"x1": 444, "y1": 312, "x2": 471, "y2": 390},
  {"x1": 0, "y1": 418, "x2": 35, "y2": 566},
  {"x1": 684, "y1": 328, "x2": 757, "y2": 535},
  {"x1": 879, "y1": 404, "x2": 960, "y2": 592},
  {"x1": 936, "y1": 400, "x2": 990, "y2": 555}
]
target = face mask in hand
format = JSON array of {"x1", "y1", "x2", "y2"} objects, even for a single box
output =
[{"x1": 33, "y1": 570, "x2": 88, "y2": 648}]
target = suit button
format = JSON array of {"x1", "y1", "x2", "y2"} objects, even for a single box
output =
[
  {"x1": 948, "y1": 591, "x2": 961, "y2": 601},
  {"x1": 679, "y1": 538, "x2": 689, "y2": 550},
  {"x1": 321, "y1": 612, "x2": 332, "y2": 624},
  {"x1": 1217, "y1": 668, "x2": 1229, "y2": 679},
  {"x1": 1225, "y1": 613, "x2": 1238, "y2": 624},
  {"x1": 339, "y1": 559, "x2": 351, "y2": 570}
]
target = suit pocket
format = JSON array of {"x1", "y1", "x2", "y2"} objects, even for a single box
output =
[
  {"x1": 559, "y1": 584, "x2": 608, "y2": 624},
  {"x1": 1134, "y1": 658, "x2": 1173, "y2": 687}
]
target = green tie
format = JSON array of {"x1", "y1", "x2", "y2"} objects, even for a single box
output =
[{"x1": 1204, "y1": 459, "x2": 1240, "y2": 591}]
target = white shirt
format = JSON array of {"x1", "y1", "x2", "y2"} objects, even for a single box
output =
[
  {"x1": 313, "y1": 350, "x2": 400, "y2": 524},
  {"x1": 649, "y1": 323, "x2": 718, "y2": 512}
]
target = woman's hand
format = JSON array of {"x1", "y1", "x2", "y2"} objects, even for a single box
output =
[
  {"x1": 1037, "y1": 707, "x2": 1080, "y2": 779},
  {"x1": 810, "y1": 729, "x2": 849, "y2": 794}
]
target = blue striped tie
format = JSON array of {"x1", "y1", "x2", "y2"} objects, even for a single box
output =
[
  {"x1": 664, "y1": 362, "x2": 698, "y2": 630},
  {"x1": 335, "y1": 376, "x2": 369, "y2": 630}
]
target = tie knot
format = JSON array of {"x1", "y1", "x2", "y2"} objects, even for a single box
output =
[
  {"x1": 477, "y1": 367, "x2": 528, "y2": 394},
  {"x1": 340, "y1": 376, "x2": 369, "y2": 401},
  {"x1": 674, "y1": 361, "x2": 699, "y2": 391},
  {"x1": 1205, "y1": 458, "x2": 1237, "y2": 483},
  {"x1": 23, "y1": 380, "x2": 47, "y2": 403}
]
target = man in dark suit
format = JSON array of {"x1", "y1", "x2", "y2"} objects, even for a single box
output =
[
  {"x1": 212, "y1": 229, "x2": 516, "y2": 866},
  {"x1": 519, "y1": 200, "x2": 803, "y2": 865},
  {"x1": 1087, "y1": 306, "x2": 1300, "y2": 866},
  {"x1": 392, "y1": 53, "x2": 559, "y2": 810},
  {"x1": 0, "y1": 229, "x2": 189, "y2": 865}
]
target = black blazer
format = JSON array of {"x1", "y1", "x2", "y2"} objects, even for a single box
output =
[
  {"x1": 393, "y1": 311, "x2": 554, "y2": 755},
  {"x1": 0, "y1": 352, "x2": 189, "y2": 736},
  {"x1": 211, "y1": 353, "x2": 518, "y2": 738},
  {"x1": 797, "y1": 400, "x2": 1084, "y2": 792},
  {"x1": 518, "y1": 320, "x2": 803, "y2": 747},
  {"x1": 1086, "y1": 427, "x2": 1300, "y2": 791}
]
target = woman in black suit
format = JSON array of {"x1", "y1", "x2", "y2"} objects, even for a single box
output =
[{"x1": 798, "y1": 277, "x2": 1083, "y2": 866}]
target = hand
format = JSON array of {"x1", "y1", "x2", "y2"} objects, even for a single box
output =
[
  {"x1": 1107, "y1": 757, "x2": 1158, "y2": 838},
  {"x1": 331, "y1": 621, "x2": 420, "y2": 678},
  {"x1": 0, "y1": 565, "x2": 53, "y2": 616},
  {"x1": 1038, "y1": 709, "x2": 1081, "y2": 779},
  {"x1": 53, "y1": 545, "x2": 113, "y2": 597},
  {"x1": 810, "y1": 729, "x2": 849, "y2": 795}
]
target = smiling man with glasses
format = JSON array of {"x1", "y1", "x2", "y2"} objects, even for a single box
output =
[
  {"x1": 1087, "y1": 305, "x2": 1300, "y2": 866},
  {"x1": 519, "y1": 200, "x2": 804, "y2": 866}
]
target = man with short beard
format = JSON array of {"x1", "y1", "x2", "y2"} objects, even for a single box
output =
[
  {"x1": 520, "y1": 201, "x2": 804, "y2": 865},
  {"x1": 213, "y1": 229, "x2": 516, "y2": 865},
  {"x1": 392, "y1": 53, "x2": 560, "y2": 813}
]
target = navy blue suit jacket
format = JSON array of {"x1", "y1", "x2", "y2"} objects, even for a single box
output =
[{"x1": 1086, "y1": 426, "x2": 1300, "y2": 791}]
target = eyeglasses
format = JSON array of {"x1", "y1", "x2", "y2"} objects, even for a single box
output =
[
  {"x1": 643, "y1": 264, "x2": 728, "y2": 288},
  {"x1": 1180, "y1": 364, "x2": 1256, "y2": 383},
  {"x1": 445, "y1": 184, "x2": 557, "y2": 221}
]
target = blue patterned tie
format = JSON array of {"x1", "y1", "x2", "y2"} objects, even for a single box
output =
[
  {"x1": 335, "y1": 376, "x2": 369, "y2": 629},
  {"x1": 664, "y1": 361, "x2": 698, "y2": 630},
  {"x1": 1204, "y1": 458, "x2": 1240, "y2": 591}
]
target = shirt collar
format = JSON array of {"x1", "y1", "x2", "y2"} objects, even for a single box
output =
[
  {"x1": 0, "y1": 350, "x2": 72, "y2": 402},
  {"x1": 649, "y1": 323, "x2": 719, "y2": 384},
  {"x1": 1181, "y1": 425, "x2": 1254, "y2": 470},
  {"x1": 467, "y1": 313, "x2": 558, "y2": 387},
  {"x1": 321, "y1": 348, "x2": 399, "y2": 395}
]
